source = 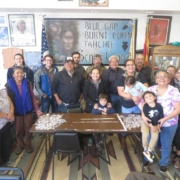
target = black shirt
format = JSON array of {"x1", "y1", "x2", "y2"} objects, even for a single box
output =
[
  {"x1": 117, "y1": 72, "x2": 147, "y2": 108},
  {"x1": 102, "y1": 67, "x2": 124, "y2": 95},
  {"x1": 143, "y1": 103, "x2": 164, "y2": 125}
]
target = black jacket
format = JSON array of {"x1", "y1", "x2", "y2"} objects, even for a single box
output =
[
  {"x1": 83, "y1": 79, "x2": 109, "y2": 113},
  {"x1": 102, "y1": 67, "x2": 124, "y2": 95},
  {"x1": 51, "y1": 69, "x2": 84, "y2": 104}
]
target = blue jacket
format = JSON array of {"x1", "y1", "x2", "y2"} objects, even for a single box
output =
[
  {"x1": 34, "y1": 67, "x2": 58, "y2": 97},
  {"x1": 7, "y1": 65, "x2": 34, "y2": 86},
  {"x1": 92, "y1": 103, "x2": 115, "y2": 114}
]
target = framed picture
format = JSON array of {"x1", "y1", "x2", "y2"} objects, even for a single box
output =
[
  {"x1": 148, "y1": 15, "x2": 172, "y2": 47},
  {"x1": 44, "y1": 18, "x2": 137, "y2": 65},
  {"x1": 0, "y1": 15, "x2": 6, "y2": 25},
  {"x1": 8, "y1": 14, "x2": 36, "y2": 46},
  {"x1": 79, "y1": 0, "x2": 109, "y2": 7},
  {"x1": 0, "y1": 27, "x2": 9, "y2": 46}
]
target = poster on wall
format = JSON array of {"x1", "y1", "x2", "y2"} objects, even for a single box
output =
[
  {"x1": 44, "y1": 18, "x2": 137, "y2": 65},
  {"x1": 8, "y1": 14, "x2": 36, "y2": 47},
  {"x1": 0, "y1": 27, "x2": 9, "y2": 46},
  {"x1": 24, "y1": 51, "x2": 41, "y2": 73}
]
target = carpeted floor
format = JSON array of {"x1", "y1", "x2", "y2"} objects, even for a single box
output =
[{"x1": 6, "y1": 133, "x2": 180, "y2": 180}]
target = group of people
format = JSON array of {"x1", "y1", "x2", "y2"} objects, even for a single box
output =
[{"x1": 0, "y1": 51, "x2": 180, "y2": 175}]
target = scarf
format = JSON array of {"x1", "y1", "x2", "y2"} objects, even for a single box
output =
[
  {"x1": 90, "y1": 78, "x2": 101, "y2": 90},
  {"x1": 8, "y1": 78, "x2": 33, "y2": 115}
]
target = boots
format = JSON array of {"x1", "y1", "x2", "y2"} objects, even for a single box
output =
[{"x1": 120, "y1": 135, "x2": 127, "y2": 150}]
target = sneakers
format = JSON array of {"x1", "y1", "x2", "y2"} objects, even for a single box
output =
[
  {"x1": 16, "y1": 147, "x2": 24, "y2": 155},
  {"x1": 142, "y1": 160, "x2": 149, "y2": 168},
  {"x1": 26, "y1": 146, "x2": 33, "y2": 153},
  {"x1": 96, "y1": 143, "x2": 102, "y2": 152},
  {"x1": 174, "y1": 158, "x2": 180, "y2": 168},
  {"x1": 4, "y1": 160, "x2": 14, "y2": 167},
  {"x1": 143, "y1": 151, "x2": 154, "y2": 163},
  {"x1": 0, "y1": 170, "x2": 8, "y2": 175},
  {"x1": 159, "y1": 166, "x2": 167, "y2": 173}
]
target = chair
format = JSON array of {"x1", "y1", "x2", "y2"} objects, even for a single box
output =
[
  {"x1": 52, "y1": 130, "x2": 84, "y2": 180},
  {"x1": 67, "y1": 107, "x2": 82, "y2": 113},
  {"x1": 0, "y1": 167, "x2": 24, "y2": 180}
]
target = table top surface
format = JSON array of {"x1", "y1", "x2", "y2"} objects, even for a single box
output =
[{"x1": 30, "y1": 113, "x2": 141, "y2": 133}]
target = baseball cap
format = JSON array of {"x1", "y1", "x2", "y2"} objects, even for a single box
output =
[{"x1": 64, "y1": 57, "x2": 74, "y2": 63}]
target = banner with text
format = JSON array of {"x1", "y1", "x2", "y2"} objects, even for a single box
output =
[{"x1": 44, "y1": 18, "x2": 137, "y2": 65}]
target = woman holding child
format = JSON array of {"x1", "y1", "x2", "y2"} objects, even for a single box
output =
[
  {"x1": 117, "y1": 59, "x2": 148, "y2": 150},
  {"x1": 142, "y1": 70, "x2": 180, "y2": 173},
  {"x1": 83, "y1": 67, "x2": 113, "y2": 152},
  {"x1": 171, "y1": 67, "x2": 180, "y2": 168}
]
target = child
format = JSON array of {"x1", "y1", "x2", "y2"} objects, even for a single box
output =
[
  {"x1": 92, "y1": 93, "x2": 115, "y2": 152},
  {"x1": 124, "y1": 76, "x2": 148, "y2": 105},
  {"x1": 142, "y1": 91, "x2": 164, "y2": 163}
]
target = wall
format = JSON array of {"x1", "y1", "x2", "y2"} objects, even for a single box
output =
[{"x1": 0, "y1": 12, "x2": 180, "y2": 89}]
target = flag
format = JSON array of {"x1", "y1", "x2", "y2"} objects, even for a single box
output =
[
  {"x1": 41, "y1": 24, "x2": 49, "y2": 63},
  {"x1": 143, "y1": 23, "x2": 149, "y2": 66}
]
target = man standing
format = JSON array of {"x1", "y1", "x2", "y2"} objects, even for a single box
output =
[
  {"x1": 35, "y1": 54, "x2": 58, "y2": 113},
  {"x1": 84, "y1": 54, "x2": 106, "y2": 79},
  {"x1": 51, "y1": 58, "x2": 83, "y2": 112},
  {"x1": 135, "y1": 53, "x2": 155, "y2": 86},
  {"x1": 102, "y1": 55, "x2": 124, "y2": 113},
  {"x1": 166, "y1": 65, "x2": 176, "y2": 86},
  {"x1": 72, "y1": 51, "x2": 85, "y2": 76}
]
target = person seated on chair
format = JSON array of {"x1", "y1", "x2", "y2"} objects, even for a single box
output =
[
  {"x1": 6, "y1": 66, "x2": 43, "y2": 155},
  {"x1": 51, "y1": 58, "x2": 84, "y2": 113},
  {"x1": 92, "y1": 93, "x2": 115, "y2": 152},
  {"x1": 0, "y1": 90, "x2": 15, "y2": 175},
  {"x1": 83, "y1": 67, "x2": 111, "y2": 113}
]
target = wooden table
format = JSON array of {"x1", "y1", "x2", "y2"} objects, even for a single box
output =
[
  {"x1": 30, "y1": 113, "x2": 141, "y2": 133},
  {"x1": 30, "y1": 113, "x2": 143, "y2": 174}
]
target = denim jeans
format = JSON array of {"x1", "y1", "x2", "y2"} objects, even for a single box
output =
[
  {"x1": 110, "y1": 94, "x2": 121, "y2": 113},
  {"x1": 41, "y1": 96, "x2": 57, "y2": 113},
  {"x1": 57, "y1": 102, "x2": 80, "y2": 113},
  {"x1": 159, "y1": 124, "x2": 178, "y2": 166},
  {"x1": 122, "y1": 106, "x2": 141, "y2": 114}
]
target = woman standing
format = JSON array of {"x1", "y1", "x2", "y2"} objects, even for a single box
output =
[
  {"x1": 142, "y1": 70, "x2": 180, "y2": 173},
  {"x1": 0, "y1": 90, "x2": 14, "y2": 174},
  {"x1": 83, "y1": 67, "x2": 110, "y2": 113},
  {"x1": 117, "y1": 59, "x2": 147, "y2": 150},
  {"x1": 7, "y1": 53, "x2": 34, "y2": 85},
  {"x1": 171, "y1": 67, "x2": 180, "y2": 168},
  {"x1": 6, "y1": 66, "x2": 42, "y2": 155}
]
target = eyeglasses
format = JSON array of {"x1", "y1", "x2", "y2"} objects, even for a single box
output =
[
  {"x1": 126, "y1": 64, "x2": 135, "y2": 67},
  {"x1": 156, "y1": 76, "x2": 169, "y2": 79}
]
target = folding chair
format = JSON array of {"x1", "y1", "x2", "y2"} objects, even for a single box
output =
[
  {"x1": 67, "y1": 107, "x2": 82, "y2": 113},
  {"x1": 52, "y1": 130, "x2": 84, "y2": 180},
  {"x1": 0, "y1": 167, "x2": 24, "y2": 180}
]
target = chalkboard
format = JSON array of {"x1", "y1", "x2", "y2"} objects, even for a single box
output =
[
  {"x1": 24, "y1": 51, "x2": 41, "y2": 73},
  {"x1": 44, "y1": 18, "x2": 137, "y2": 65}
]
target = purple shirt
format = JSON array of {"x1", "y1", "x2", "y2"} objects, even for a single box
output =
[{"x1": 148, "y1": 85, "x2": 180, "y2": 127}]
